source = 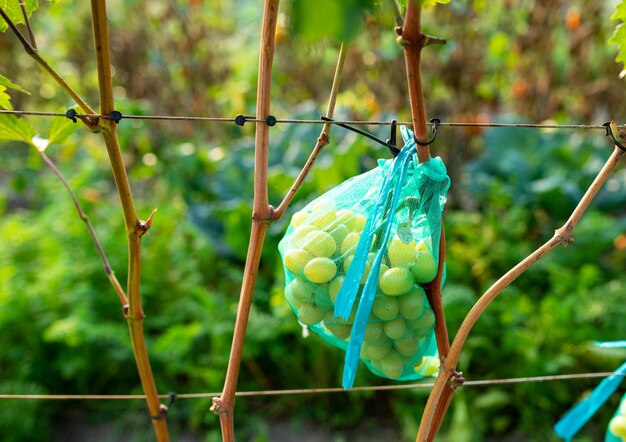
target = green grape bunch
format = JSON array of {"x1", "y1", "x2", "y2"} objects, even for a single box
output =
[{"x1": 280, "y1": 199, "x2": 439, "y2": 380}]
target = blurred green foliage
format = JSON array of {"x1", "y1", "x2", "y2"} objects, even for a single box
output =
[
  {"x1": 1, "y1": 1, "x2": 626, "y2": 441},
  {"x1": 610, "y1": 0, "x2": 626, "y2": 69}
]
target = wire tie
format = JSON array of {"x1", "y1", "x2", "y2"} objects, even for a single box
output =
[
  {"x1": 109, "y1": 110, "x2": 123, "y2": 124},
  {"x1": 150, "y1": 392, "x2": 176, "y2": 420},
  {"x1": 65, "y1": 109, "x2": 77, "y2": 123},
  {"x1": 167, "y1": 392, "x2": 176, "y2": 410},
  {"x1": 320, "y1": 116, "x2": 401, "y2": 157},
  {"x1": 265, "y1": 115, "x2": 277, "y2": 126},
  {"x1": 415, "y1": 118, "x2": 440, "y2": 146},
  {"x1": 603, "y1": 121, "x2": 626, "y2": 152}
]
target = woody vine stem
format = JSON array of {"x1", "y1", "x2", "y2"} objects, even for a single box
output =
[
  {"x1": 401, "y1": 0, "x2": 626, "y2": 439},
  {"x1": 396, "y1": 1, "x2": 456, "y2": 439},
  {"x1": 212, "y1": 1, "x2": 348, "y2": 440},
  {"x1": 2, "y1": 2, "x2": 170, "y2": 441},
  {"x1": 416, "y1": 144, "x2": 625, "y2": 441}
]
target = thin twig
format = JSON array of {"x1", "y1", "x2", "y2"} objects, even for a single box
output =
[
  {"x1": 0, "y1": 7, "x2": 32, "y2": 52},
  {"x1": 273, "y1": 43, "x2": 347, "y2": 220},
  {"x1": 0, "y1": 8, "x2": 96, "y2": 128},
  {"x1": 417, "y1": 146, "x2": 625, "y2": 441},
  {"x1": 213, "y1": 2, "x2": 280, "y2": 441},
  {"x1": 90, "y1": 1, "x2": 168, "y2": 440},
  {"x1": 390, "y1": 0, "x2": 404, "y2": 28},
  {"x1": 18, "y1": 0, "x2": 37, "y2": 48},
  {"x1": 38, "y1": 150, "x2": 128, "y2": 306}
]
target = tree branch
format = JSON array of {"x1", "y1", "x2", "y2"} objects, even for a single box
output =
[
  {"x1": 90, "y1": 1, "x2": 169, "y2": 441},
  {"x1": 272, "y1": 43, "x2": 347, "y2": 220},
  {"x1": 416, "y1": 145, "x2": 625, "y2": 441}
]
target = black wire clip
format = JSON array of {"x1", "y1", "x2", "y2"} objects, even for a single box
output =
[
  {"x1": 234, "y1": 114, "x2": 249, "y2": 126},
  {"x1": 603, "y1": 121, "x2": 626, "y2": 152},
  {"x1": 65, "y1": 108, "x2": 77, "y2": 123},
  {"x1": 234, "y1": 114, "x2": 277, "y2": 127},
  {"x1": 414, "y1": 118, "x2": 440, "y2": 146},
  {"x1": 320, "y1": 116, "x2": 401, "y2": 157},
  {"x1": 109, "y1": 110, "x2": 123, "y2": 124},
  {"x1": 150, "y1": 392, "x2": 176, "y2": 421}
]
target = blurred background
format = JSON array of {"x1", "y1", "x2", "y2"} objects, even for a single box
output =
[{"x1": 2, "y1": 0, "x2": 626, "y2": 440}]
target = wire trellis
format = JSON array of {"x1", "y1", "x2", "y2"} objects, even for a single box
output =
[
  {"x1": 0, "y1": 108, "x2": 624, "y2": 405},
  {"x1": 0, "y1": 371, "x2": 624, "y2": 401},
  {"x1": 0, "y1": 109, "x2": 615, "y2": 130}
]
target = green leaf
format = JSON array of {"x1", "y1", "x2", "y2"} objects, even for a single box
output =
[
  {"x1": 421, "y1": 0, "x2": 451, "y2": 6},
  {"x1": 0, "y1": 114, "x2": 36, "y2": 144},
  {"x1": 0, "y1": 74, "x2": 29, "y2": 110},
  {"x1": 47, "y1": 109, "x2": 77, "y2": 146},
  {"x1": 290, "y1": 0, "x2": 376, "y2": 43},
  {"x1": 397, "y1": 0, "x2": 451, "y2": 7},
  {"x1": 610, "y1": 0, "x2": 626, "y2": 72},
  {"x1": 0, "y1": 0, "x2": 39, "y2": 32},
  {"x1": 0, "y1": 74, "x2": 29, "y2": 95},
  {"x1": 0, "y1": 85, "x2": 12, "y2": 110}
]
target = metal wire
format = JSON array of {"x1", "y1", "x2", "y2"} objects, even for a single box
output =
[
  {"x1": 0, "y1": 109, "x2": 619, "y2": 401},
  {"x1": 0, "y1": 109, "x2": 613, "y2": 129},
  {"x1": 0, "y1": 371, "x2": 623, "y2": 401}
]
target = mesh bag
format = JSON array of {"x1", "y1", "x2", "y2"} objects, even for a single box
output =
[
  {"x1": 608, "y1": 393, "x2": 626, "y2": 442},
  {"x1": 278, "y1": 126, "x2": 450, "y2": 388}
]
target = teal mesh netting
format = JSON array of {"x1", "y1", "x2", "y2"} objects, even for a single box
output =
[
  {"x1": 278, "y1": 126, "x2": 450, "y2": 388},
  {"x1": 554, "y1": 341, "x2": 626, "y2": 442},
  {"x1": 607, "y1": 393, "x2": 626, "y2": 442}
]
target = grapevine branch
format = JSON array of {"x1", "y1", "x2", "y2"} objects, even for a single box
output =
[
  {"x1": 0, "y1": 8, "x2": 97, "y2": 128},
  {"x1": 2, "y1": 2, "x2": 168, "y2": 439},
  {"x1": 416, "y1": 145, "x2": 625, "y2": 441},
  {"x1": 400, "y1": 0, "x2": 431, "y2": 163},
  {"x1": 213, "y1": 3, "x2": 350, "y2": 440},
  {"x1": 212, "y1": 2, "x2": 280, "y2": 441},
  {"x1": 18, "y1": 0, "x2": 36, "y2": 48},
  {"x1": 397, "y1": 2, "x2": 455, "y2": 438},
  {"x1": 390, "y1": 0, "x2": 404, "y2": 27},
  {"x1": 37, "y1": 150, "x2": 128, "y2": 306},
  {"x1": 273, "y1": 43, "x2": 347, "y2": 220},
  {"x1": 91, "y1": 0, "x2": 169, "y2": 442},
  {"x1": 90, "y1": 1, "x2": 169, "y2": 441},
  {"x1": 3, "y1": 5, "x2": 127, "y2": 306}
]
